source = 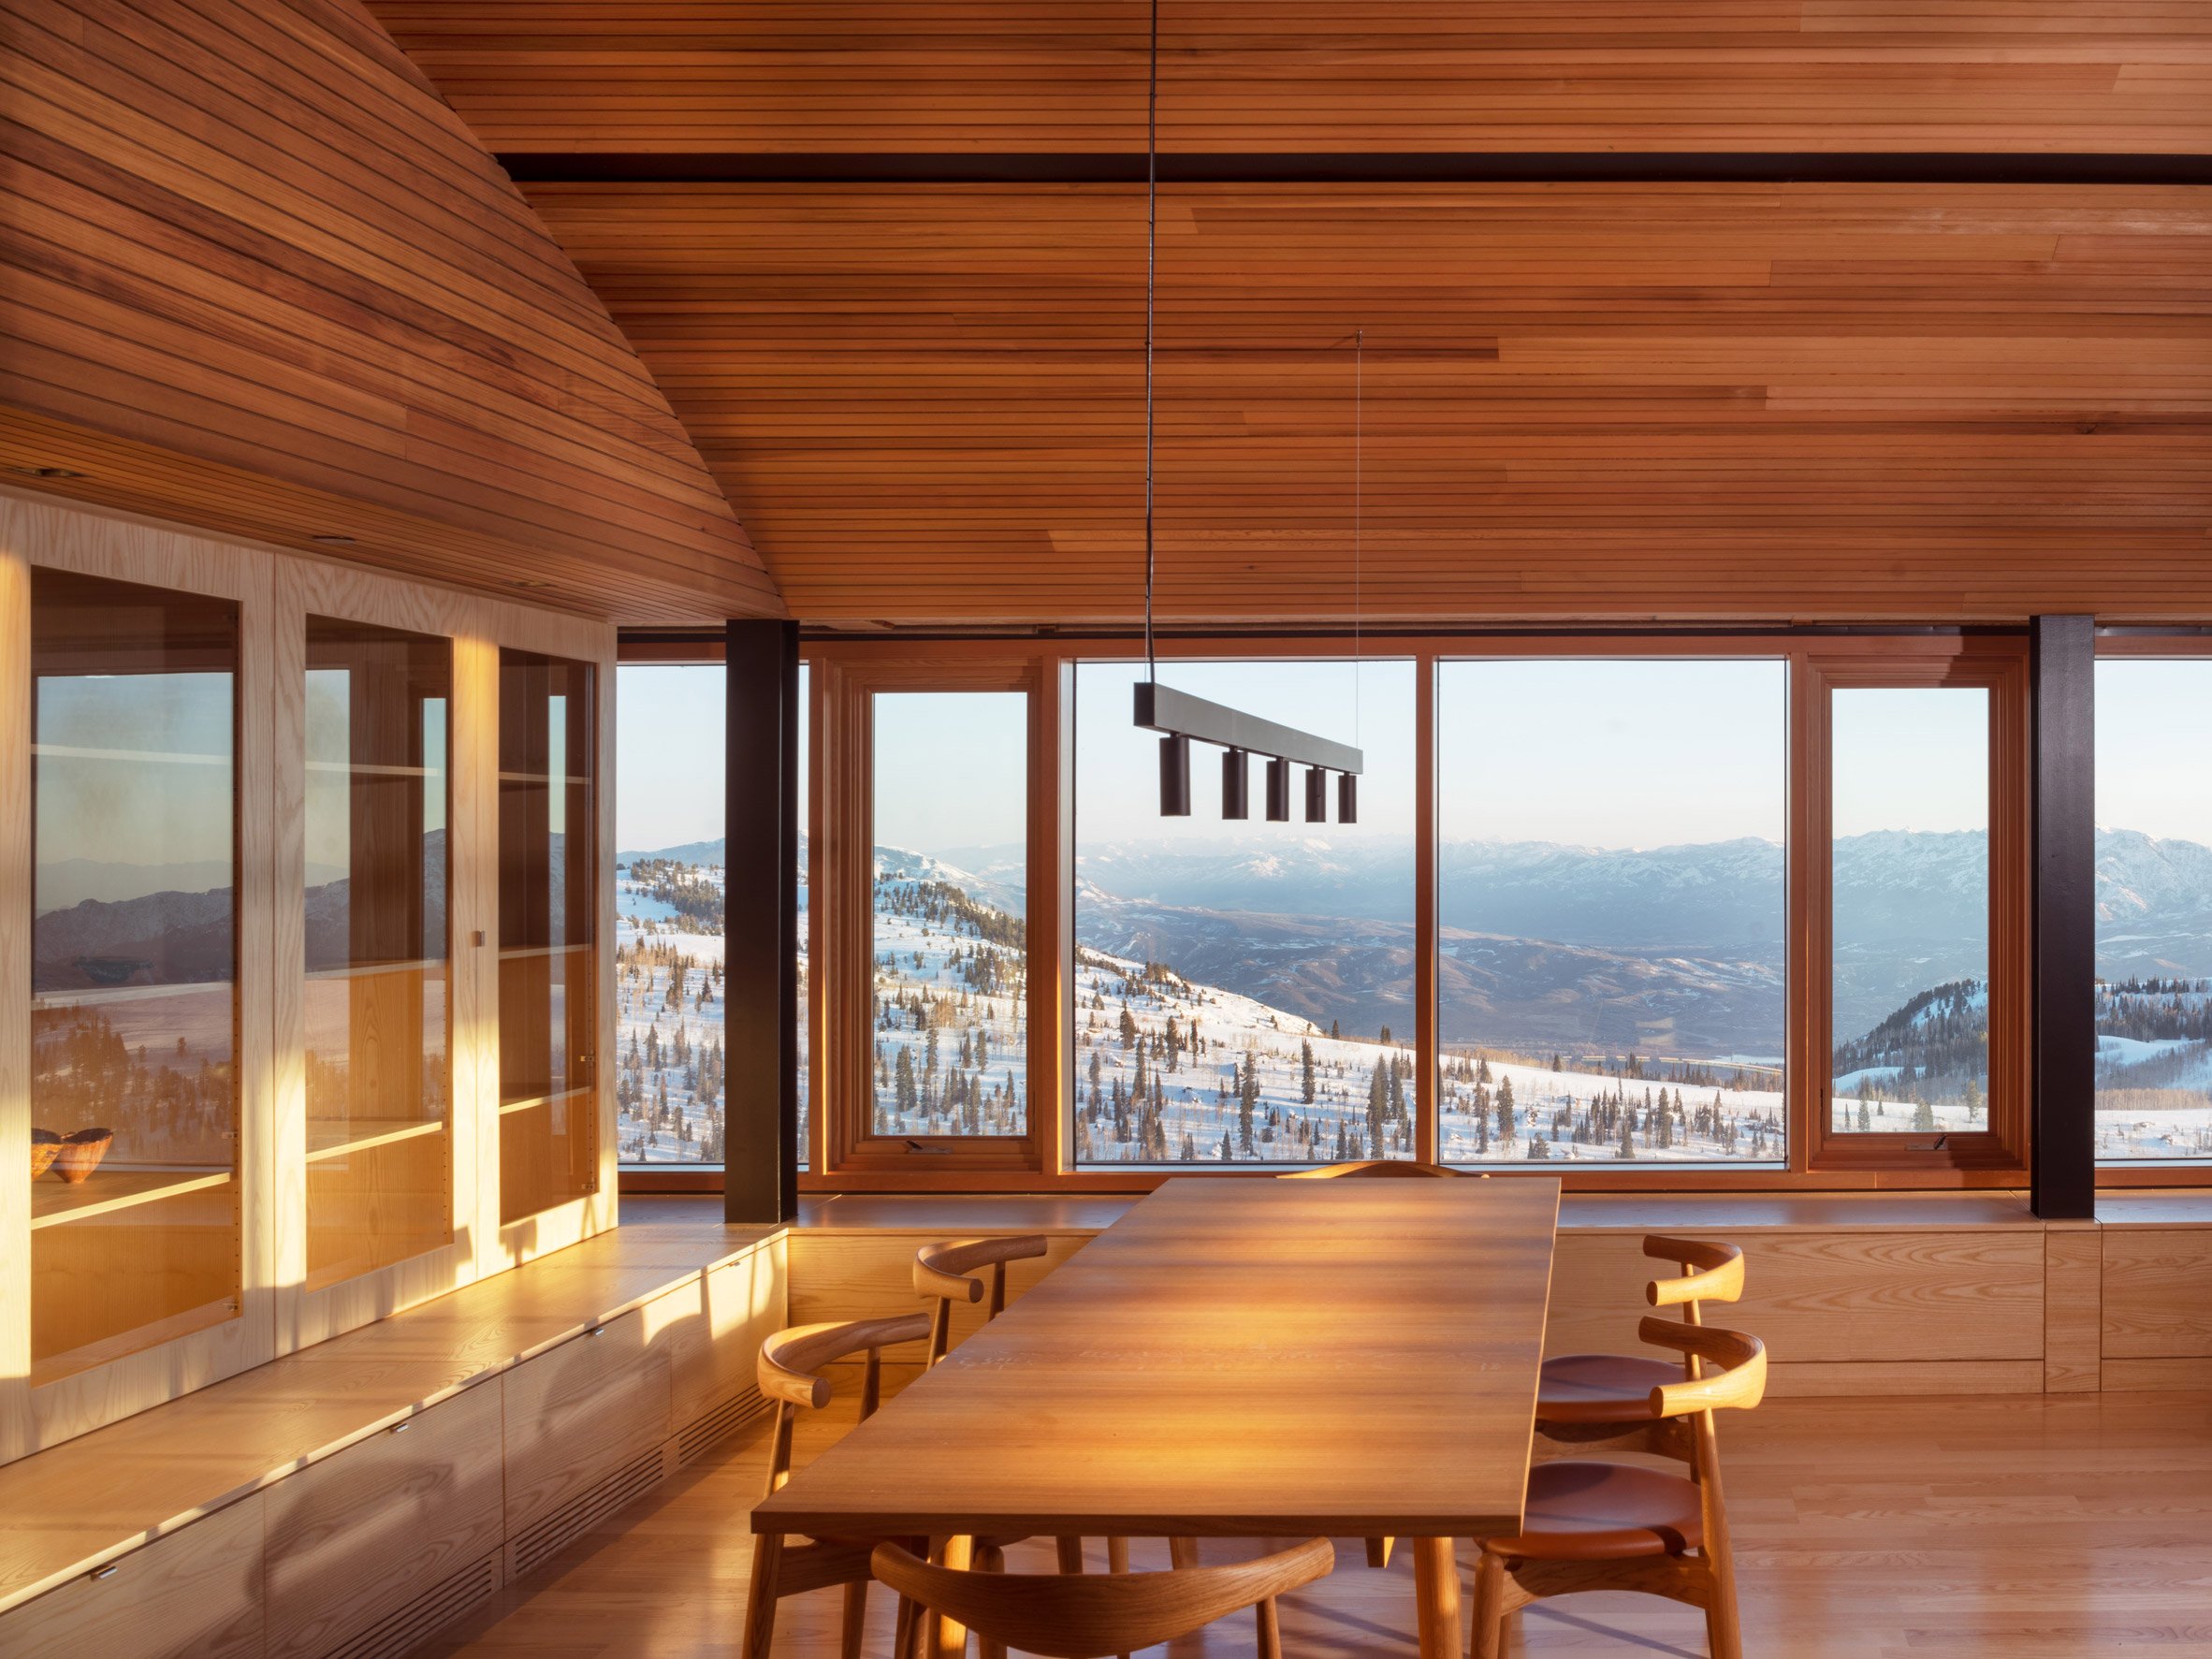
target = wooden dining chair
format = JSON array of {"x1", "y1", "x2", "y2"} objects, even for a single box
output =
[
  {"x1": 1536, "y1": 1235, "x2": 1745, "y2": 1452},
  {"x1": 912, "y1": 1237, "x2": 1156, "y2": 1578},
  {"x1": 1471, "y1": 1321, "x2": 1767, "y2": 1659},
  {"x1": 746, "y1": 1314, "x2": 934, "y2": 1659},
  {"x1": 873, "y1": 1535, "x2": 1335, "y2": 1659},
  {"x1": 1279, "y1": 1158, "x2": 1458, "y2": 1179}
]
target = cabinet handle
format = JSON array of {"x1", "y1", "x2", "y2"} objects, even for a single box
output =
[
  {"x1": 586, "y1": 1325, "x2": 606, "y2": 1338},
  {"x1": 91, "y1": 1564, "x2": 119, "y2": 1582},
  {"x1": 389, "y1": 1420, "x2": 413, "y2": 1435}
]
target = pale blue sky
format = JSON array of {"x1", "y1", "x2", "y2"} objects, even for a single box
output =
[{"x1": 615, "y1": 655, "x2": 2212, "y2": 861}]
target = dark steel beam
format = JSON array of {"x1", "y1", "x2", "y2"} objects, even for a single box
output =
[
  {"x1": 724, "y1": 618, "x2": 800, "y2": 1224},
  {"x1": 501, "y1": 152, "x2": 2212, "y2": 187},
  {"x1": 2030, "y1": 614, "x2": 2097, "y2": 1221}
]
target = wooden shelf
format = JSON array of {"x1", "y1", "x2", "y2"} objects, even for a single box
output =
[
  {"x1": 304, "y1": 956, "x2": 446, "y2": 982},
  {"x1": 304, "y1": 759, "x2": 444, "y2": 778},
  {"x1": 33, "y1": 980, "x2": 234, "y2": 1011},
  {"x1": 496, "y1": 770, "x2": 589, "y2": 785},
  {"x1": 500, "y1": 1087, "x2": 592, "y2": 1117},
  {"x1": 306, "y1": 1118, "x2": 447, "y2": 1162},
  {"x1": 29, "y1": 1168, "x2": 236, "y2": 1230},
  {"x1": 28, "y1": 1297, "x2": 239, "y2": 1390},
  {"x1": 496, "y1": 942, "x2": 593, "y2": 963},
  {"x1": 31, "y1": 743, "x2": 228, "y2": 767}
]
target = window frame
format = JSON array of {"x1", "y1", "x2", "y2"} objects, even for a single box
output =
[
  {"x1": 2090, "y1": 631, "x2": 2212, "y2": 1188},
  {"x1": 684, "y1": 629, "x2": 2045, "y2": 1195},
  {"x1": 1797, "y1": 637, "x2": 2031, "y2": 1176}
]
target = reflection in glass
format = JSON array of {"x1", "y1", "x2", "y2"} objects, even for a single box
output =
[
  {"x1": 614, "y1": 663, "x2": 728, "y2": 1167},
  {"x1": 870, "y1": 691, "x2": 1027, "y2": 1139},
  {"x1": 2095, "y1": 659, "x2": 2212, "y2": 1162},
  {"x1": 1072, "y1": 661, "x2": 1416, "y2": 1165},
  {"x1": 303, "y1": 618, "x2": 453, "y2": 1288},
  {"x1": 30, "y1": 568, "x2": 240, "y2": 1380},
  {"x1": 500, "y1": 650, "x2": 598, "y2": 1221},
  {"x1": 1438, "y1": 660, "x2": 1787, "y2": 1165},
  {"x1": 1829, "y1": 687, "x2": 1991, "y2": 1134}
]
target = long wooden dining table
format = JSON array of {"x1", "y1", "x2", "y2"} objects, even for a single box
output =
[{"x1": 755, "y1": 1174, "x2": 1563, "y2": 1659}]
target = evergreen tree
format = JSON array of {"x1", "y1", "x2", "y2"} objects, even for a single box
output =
[{"x1": 1301, "y1": 1038, "x2": 1317, "y2": 1102}]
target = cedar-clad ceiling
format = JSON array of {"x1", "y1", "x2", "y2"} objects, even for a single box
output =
[
  {"x1": 1, "y1": 0, "x2": 780, "y2": 624},
  {"x1": 375, "y1": 6, "x2": 2211, "y2": 624}
]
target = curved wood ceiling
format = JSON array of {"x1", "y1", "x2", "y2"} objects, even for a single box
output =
[{"x1": 379, "y1": 5, "x2": 2212, "y2": 626}]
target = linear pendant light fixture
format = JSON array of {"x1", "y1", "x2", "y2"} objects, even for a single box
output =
[{"x1": 1132, "y1": 0, "x2": 1363, "y2": 820}]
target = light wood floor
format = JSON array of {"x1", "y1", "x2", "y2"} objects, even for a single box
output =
[{"x1": 420, "y1": 1388, "x2": 2212, "y2": 1658}]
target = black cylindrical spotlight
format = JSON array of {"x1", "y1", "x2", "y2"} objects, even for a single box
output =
[
  {"x1": 1158, "y1": 733, "x2": 1191, "y2": 817},
  {"x1": 1221, "y1": 748, "x2": 1249, "y2": 820},
  {"x1": 1264, "y1": 756, "x2": 1290, "y2": 822},
  {"x1": 1338, "y1": 770, "x2": 1359, "y2": 824},
  {"x1": 1304, "y1": 764, "x2": 1328, "y2": 822}
]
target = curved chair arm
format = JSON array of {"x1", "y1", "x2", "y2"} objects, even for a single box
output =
[
  {"x1": 758, "y1": 1314, "x2": 933, "y2": 1410},
  {"x1": 871, "y1": 1537, "x2": 1334, "y2": 1659},
  {"x1": 1279, "y1": 1160, "x2": 1457, "y2": 1180},
  {"x1": 1639, "y1": 1318, "x2": 1768, "y2": 1417},
  {"x1": 1642, "y1": 1236, "x2": 1745, "y2": 1310},
  {"x1": 913, "y1": 1235, "x2": 1050, "y2": 1304}
]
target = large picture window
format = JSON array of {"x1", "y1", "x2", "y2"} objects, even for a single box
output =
[
  {"x1": 614, "y1": 662, "x2": 726, "y2": 1167},
  {"x1": 870, "y1": 691, "x2": 1029, "y2": 1140},
  {"x1": 2095, "y1": 656, "x2": 2212, "y2": 1163},
  {"x1": 1072, "y1": 660, "x2": 1416, "y2": 1166},
  {"x1": 1435, "y1": 659, "x2": 1787, "y2": 1166}
]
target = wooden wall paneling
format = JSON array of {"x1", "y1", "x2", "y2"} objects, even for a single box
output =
[
  {"x1": 2102, "y1": 1228, "x2": 2212, "y2": 1361},
  {"x1": 368, "y1": 2, "x2": 2212, "y2": 155},
  {"x1": 0, "y1": 536, "x2": 28, "y2": 1463},
  {"x1": 522, "y1": 181, "x2": 2212, "y2": 628},
  {"x1": 261, "y1": 1380, "x2": 504, "y2": 1659},
  {"x1": 1, "y1": 0, "x2": 779, "y2": 625},
  {"x1": 0, "y1": 1491, "x2": 265, "y2": 1659},
  {"x1": 2044, "y1": 1221, "x2": 2103, "y2": 1391}
]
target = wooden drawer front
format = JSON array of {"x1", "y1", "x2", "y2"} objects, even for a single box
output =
[
  {"x1": 2103, "y1": 1230, "x2": 2212, "y2": 1359},
  {"x1": 1, "y1": 1493, "x2": 263, "y2": 1659},
  {"x1": 1547, "y1": 1231, "x2": 2047, "y2": 1363},
  {"x1": 649, "y1": 1238, "x2": 788, "y2": 1429},
  {"x1": 263, "y1": 1384, "x2": 504, "y2": 1659},
  {"x1": 502, "y1": 1306, "x2": 672, "y2": 1538}
]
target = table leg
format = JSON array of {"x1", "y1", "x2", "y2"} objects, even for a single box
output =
[
  {"x1": 931, "y1": 1534, "x2": 975, "y2": 1659},
  {"x1": 1411, "y1": 1536, "x2": 1462, "y2": 1659}
]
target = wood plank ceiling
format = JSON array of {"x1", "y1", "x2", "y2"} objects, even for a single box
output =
[
  {"x1": 389, "y1": 7, "x2": 2212, "y2": 623},
  {"x1": 1, "y1": 0, "x2": 780, "y2": 624}
]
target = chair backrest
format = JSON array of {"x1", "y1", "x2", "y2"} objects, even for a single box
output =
[
  {"x1": 1640, "y1": 1234, "x2": 1745, "y2": 1322},
  {"x1": 755, "y1": 1315, "x2": 930, "y2": 1499},
  {"x1": 1279, "y1": 1159, "x2": 1457, "y2": 1179},
  {"x1": 1637, "y1": 1318, "x2": 1768, "y2": 1419},
  {"x1": 914, "y1": 1235, "x2": 1049, "y2": 1363},
  {"x1": 870, "y1": 1537, "x2": 1334, "y2": 1659}
]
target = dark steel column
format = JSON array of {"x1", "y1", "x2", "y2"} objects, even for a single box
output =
[
  {"x1": 2030, "y1": 615, "x2": 2096, "y2": 1219},
  {"x1": 724, "y1": 618, "x2": 800, "y2": 1223}
]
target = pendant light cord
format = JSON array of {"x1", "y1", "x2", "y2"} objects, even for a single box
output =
[{"x1": 1142, "y1": 0, "x2": 1158, "y2": 683}]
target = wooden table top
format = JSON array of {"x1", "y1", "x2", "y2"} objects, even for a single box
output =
[{"x1": 754, "y1": 1175, "x2": 1562, "y2": 1539}]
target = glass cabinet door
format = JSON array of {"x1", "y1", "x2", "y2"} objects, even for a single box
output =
[
  {"x1": 303, "y1": 618, "x2": 453, "y2": 1289},
  {"x1": 29, "y1": 569, "x2": 240, "y2": 1383},
  {"x1": 498, "y1": 649, "x2": 599, "y2": 1222}
]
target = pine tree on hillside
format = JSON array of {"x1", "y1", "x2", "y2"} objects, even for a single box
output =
[{"x1": 1301, "y1": 1038, "x2": 1317, "y2": 1102}]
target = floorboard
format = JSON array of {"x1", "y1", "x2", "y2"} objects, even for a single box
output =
[{"x1": 415, "y1": 1388, "x2": 2212, "y2": 1656}]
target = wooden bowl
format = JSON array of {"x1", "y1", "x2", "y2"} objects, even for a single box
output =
[
  {"x1": 30, "y1": 1128, "x2": 61, "y2": 1181},
  {"x1": 51, "y1": 1128, "x2": 112, "y2": 1185}
]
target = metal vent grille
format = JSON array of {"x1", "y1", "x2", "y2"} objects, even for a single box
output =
[
  {"x1": 677, "y1": 1388, "x2": 770, "y2": 1465},
  {"x1": 320, "y1": 1550, "x2": 502, "y2": 1659},
  {"x1": 508, "y1": 1450, "x2": 664, "y2": 1579}
]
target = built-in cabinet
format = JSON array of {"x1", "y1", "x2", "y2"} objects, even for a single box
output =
[{"x1": 1, "y1": 489, "x2": 618, "y2": 1462}]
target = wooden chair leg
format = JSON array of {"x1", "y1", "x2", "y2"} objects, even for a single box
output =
[
  {"x1": 1469, "y1": 1550, "x2": 1506, "y2": 1659},
  {"x1": 1703, "y1": 1550, "x2": 1743, "y2": 1659},
  {"x1": 893, "y1": 1593, "x2": 916, "y2": 1659},
  {"x1": 932, "y1": 1535, "x2": 975, "y2": 1659},
  {"x1": 838, "y1": 1579, "x2": 868, "y2": 1659},
  {"x1": 742, "y1": 1532, "x2": 783, "y2": 1659},
  {"x1": 1255, "y1": 1595, "x2": 1283, "y2": 1659},
  {"x1": 973, "y1": 1550, "x2": 1008, "y2": 1659},
  {"x1": 1170, "y1": 1537, "x2": 1200, "y2": 1569},
  {"x1": 1106, "y1": 1535, "x2": 1129, "y2": 1574},
  {"x1": 1055, "y1": 1536, "x2": 1084, "y2": 1573},
  {"x1": 1365, "y1": 1536, "x2": 1395, "y2": 1569}
]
